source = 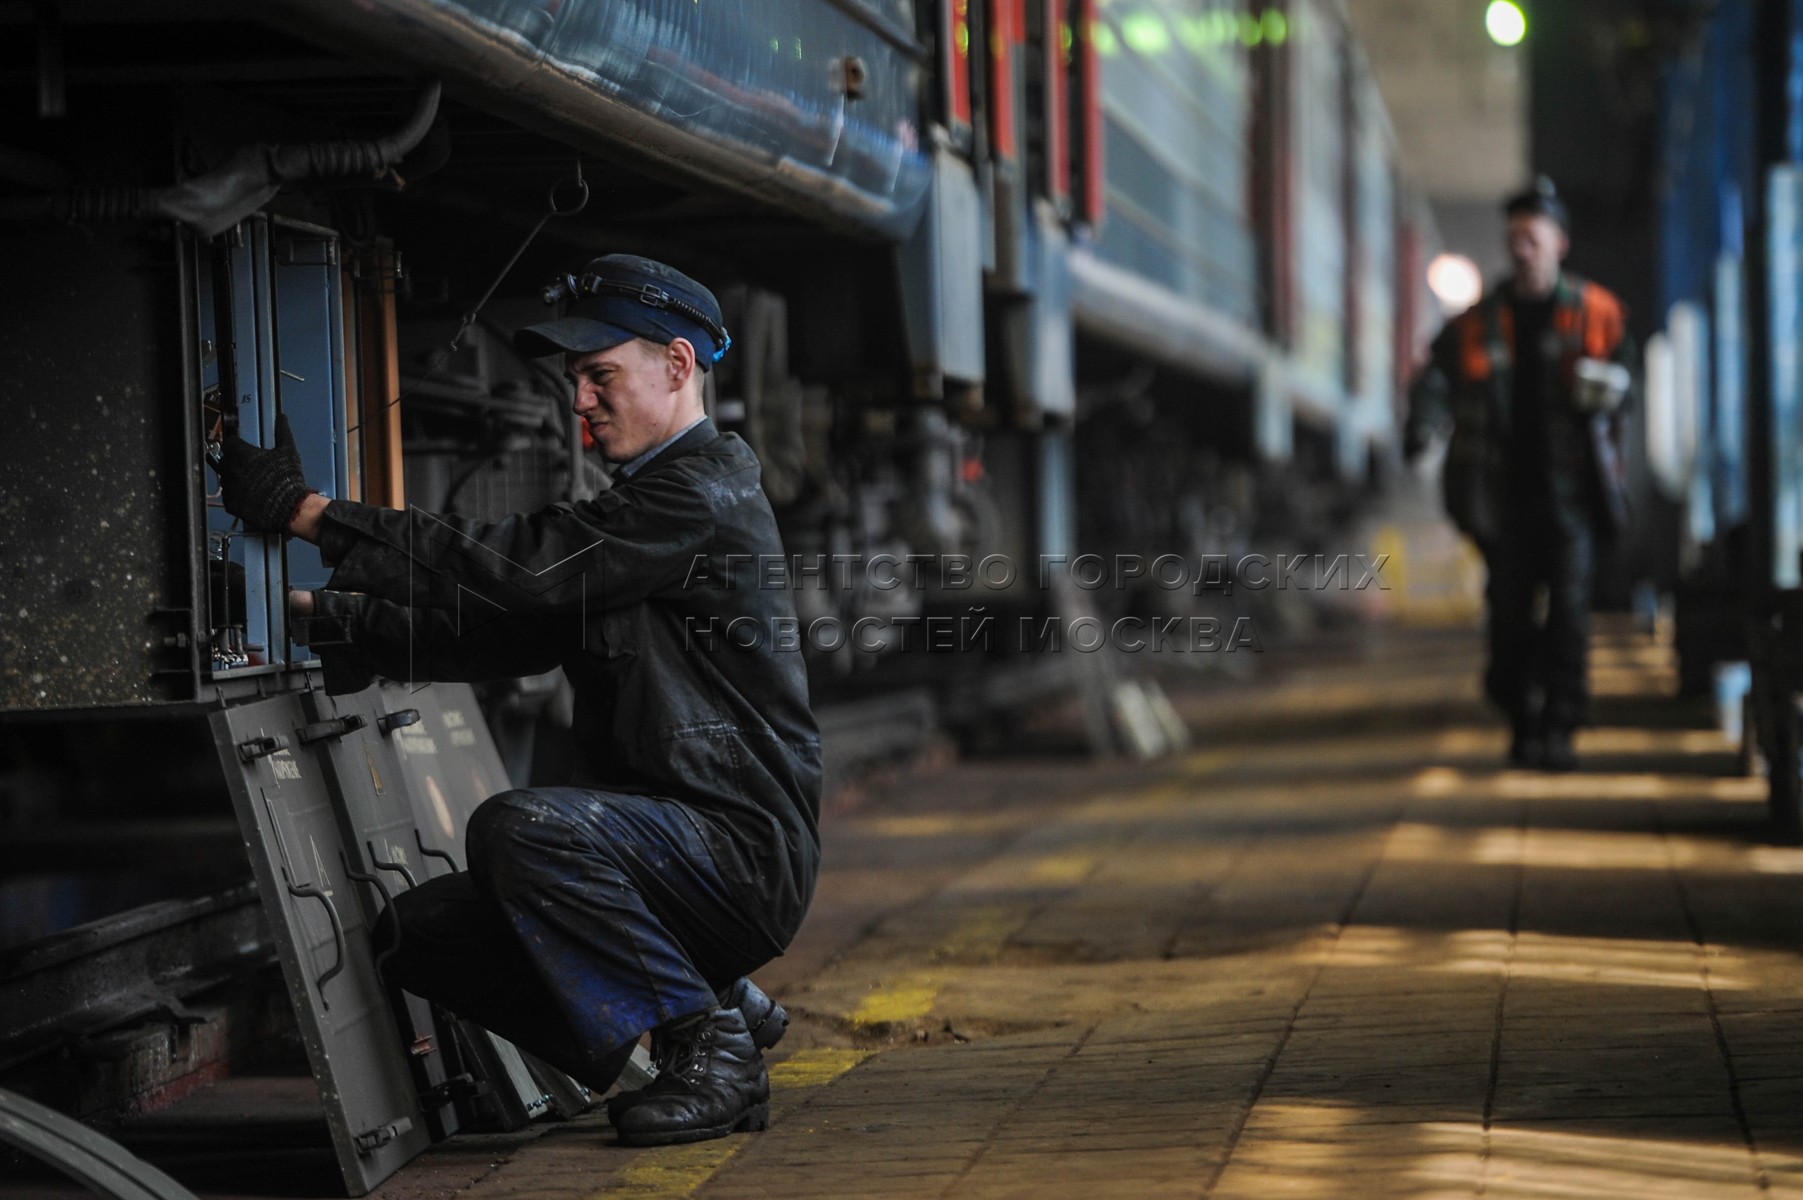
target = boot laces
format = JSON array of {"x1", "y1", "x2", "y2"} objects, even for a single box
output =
[{"x1": 652, "y1": 1021, "x2": 713, "y2": 1085}]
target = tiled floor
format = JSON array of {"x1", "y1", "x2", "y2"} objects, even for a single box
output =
[{"x1": 349, "y1": 622, "x2": 1803, "y2": 1196}]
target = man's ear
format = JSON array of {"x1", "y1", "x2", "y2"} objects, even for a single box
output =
[{"x1": 667, "y1": 337, "x2": 698, "y2": 390}]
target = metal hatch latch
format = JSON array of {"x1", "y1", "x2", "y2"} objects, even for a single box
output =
[
  {"x1": 377, "y1": 708, "x2": 421, "y2": 735},
  {"x1": 296, "y1": 714, "x2": 367, "y2": 746},
  {"x1": 353, "y1": 1117, "x2": 415, "y2": 1155},
  {"x1": 236, "y1": 734, "x2": 289, "y2": 762}
]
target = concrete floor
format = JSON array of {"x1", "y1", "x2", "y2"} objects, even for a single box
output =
[{"x1": 190, "y1": 620, "x2": 1803, "y2": 1197}]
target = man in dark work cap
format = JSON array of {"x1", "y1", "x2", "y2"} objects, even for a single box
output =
[
  {"x1": 213, "y1": 254, "x2": 821, "y2": 1146},
  {"x1": 1404, "y1": 180, "x2": 1635, "y2": 773}
]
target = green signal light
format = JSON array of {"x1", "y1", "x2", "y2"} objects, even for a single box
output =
[
  {"x1": 1122, "y1": 13, "x2": 1171, "y2": 55},
  {"x1": 1486, "y1": 0, "x2": 1526, "y2": 47}
]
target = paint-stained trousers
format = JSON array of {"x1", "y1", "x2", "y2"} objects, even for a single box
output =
[{"x1": 376, "y1": 787, "x2": 774, "y2": 1093}]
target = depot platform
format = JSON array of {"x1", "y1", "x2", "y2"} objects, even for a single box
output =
[{"x1": 115, "y1": 619, "x2": 1779, "y2": 1200}]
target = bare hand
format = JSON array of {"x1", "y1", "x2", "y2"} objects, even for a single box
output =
[{"x1": 289, "y1": 588, "x2": 316, "y2": 619}]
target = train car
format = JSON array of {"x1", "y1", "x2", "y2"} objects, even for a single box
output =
[
  {"x1": 1070, "y1": 0, "x2": 1429, "y2": 627},
  {"x1": 1649, "y1": 0, "x2": 1756, "y2": 695},
  {"x1": 1646, "y1": 0, "x2": 1803, "y2": 829},
  {"x1": 0, "y1": 0, "x2": 1430, "y2": 1188}
]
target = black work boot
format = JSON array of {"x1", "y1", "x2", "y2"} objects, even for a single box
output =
[
  {"x1": 1508, "y1": 724, "x2": 1545, "y2": 770},
  {"x1": 607, "y1": 1008, "x2": 769, "y2": 1146},
  {"x1": 609, "y1": 978, "x2": 787, "y2": 1115},
  {"x1": 1541, "y1": 727, "x2": 1578, "y2": 772},
  {"x1": 719, "y1": 977, "x2": 789, "y2": 1051}
]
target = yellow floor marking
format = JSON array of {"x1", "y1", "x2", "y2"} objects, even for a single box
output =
[
  {"x1": 1178, "y1": 748, "x2": 1236, "y2": 775},
  {"x1": 852, "y1": 969, "x2": 948, "y2": 1027},
  {"x1": 936, "y1": 904, "x2": 1022, "y2": 958},
  {"x1": 595, "y1": 1049, "x2": 873, "y2": 1198},
  {"x1": 768, "y1": 1047, "x2": 875, "y2": 1089},
  {"x1": 1026, "y1": 852, "x2": 1095, "y2": 886},
  {"x1": 846, "y1": 755, "x2": 1238, "y2": 1029},
  {"x1": 603, "y1": 1140, "x2": 747, "y2": 1199}
]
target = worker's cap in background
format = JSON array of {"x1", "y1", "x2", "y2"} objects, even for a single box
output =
[{"x1": 1503, "y1": 175, "x2": 1569, "y2": 233}]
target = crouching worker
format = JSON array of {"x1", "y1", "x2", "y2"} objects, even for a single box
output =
[{"x1": 212, "y1": 255, "x2": 820, "y2": 1146}]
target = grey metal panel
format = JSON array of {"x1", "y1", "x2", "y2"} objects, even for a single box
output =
[
  {"x1": 260, "y1": 0, "x2": 932, "y2": 240},
  {"x1": 897, "y1": 147, "x2": 986, "y2": 395},
  {"x1": 211, "y1": 695, "x2": 430, "y2": 1196},
  {"x1": 377, "y1": 682, "x2": 512, "y2": 872},
  {"x1": 1069, "y1": 247, "x2": 1266, "y2": 388},
  {"x1": 521, "y1": 1048, "x2": 594, "y2": 1119},
  {"x1": 372, "y1": 682, "x2": 595, "y2": 1117},
  {"x1": 1013, "y1": 202, "x2": 1074, "y2": 419},
  {"x1": 1293, "y1": 0, "x2": 1348, "y2": 390},
  {"x1": 455, "y1": 1020, "x2": 551, "y2": 1126},
  {"x1": 1352, "y1": 88, "x2": 1395, "y2": 407},
  {"x1": 294, "y1": 688, "x2": 462, "y2": 1142}
]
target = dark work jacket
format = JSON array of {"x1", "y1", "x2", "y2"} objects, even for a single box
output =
[
  {"x1": 307, "y1": 418, "x2": 821, "y2": 952},
  {"x1": 1403, "y1": 273, "x2": 1634, "y2": 547}
]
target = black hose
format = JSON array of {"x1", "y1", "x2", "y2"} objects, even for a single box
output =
[
  {"x1": 0, "y1": 80, "x2": 443, "y2": 235},
  {"x1": 269, "y1": 80, "x2": 444, "y2": 181}
]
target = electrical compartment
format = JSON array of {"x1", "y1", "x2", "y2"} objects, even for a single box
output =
[{"x1": 0, "y1": 214, "x2": 367, "y2": 714}]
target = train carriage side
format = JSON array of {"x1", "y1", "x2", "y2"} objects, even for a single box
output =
[
  {"x1": 1066, "y1": 0, "x2": 1429, "y2": 617},
  {"x1": 0, "y1": 1, "x2": 1433, "y2": 1164}
]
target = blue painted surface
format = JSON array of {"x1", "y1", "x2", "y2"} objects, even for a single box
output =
[
  {"x1": 427, "y1": 0, "x2": 931, "y2": 232},
  {"x1": 1091, "y1": 0, "x2": 1259, "y2": 329},
  {"x1": 271, "y1": 225, "x2": 350, "y2": 651},
  {"x1": 200, "y1": 226, "x2": 276, "y2": 673},
  {"x1": 1656, "y1": 0, "x2": 1757, "y2": 539},
  {"x1": 1771, "y1": 167, "x2": 1803, "y2": 587}
]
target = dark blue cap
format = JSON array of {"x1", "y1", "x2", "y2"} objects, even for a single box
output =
[
  {"x1": 513, "y1": 254, "x2": 730, "y2": 370},
  {"x1": 1504, "y1": 175, "x2": 1569, "y2": 232}
]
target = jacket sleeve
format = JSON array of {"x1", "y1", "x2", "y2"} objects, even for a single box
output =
[
  {"x1": 313, "y1": 469, "x2": 716, "y2": 616},
  {"x1": 1610, "y1": 326, "x2": 1639, "y2": 416},
  {"x1": 301, "y1": 588, "x2": 566, "y2": 695},
  {"x1": 1402, "y1": 323, "x2": 1460, "y2": 459}
]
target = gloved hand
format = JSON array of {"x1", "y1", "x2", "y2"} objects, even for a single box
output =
[{"x1": 216, "y1": 413, "x2": 313, "y2": 534}]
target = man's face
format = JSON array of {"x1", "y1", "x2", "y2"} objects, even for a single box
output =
[
  {"x1": 1505, "y1": 212, "x2": 1568, "y2": 298},
  {"x1": 564, "y1": 339, "x2": 694, "y2": 463}
]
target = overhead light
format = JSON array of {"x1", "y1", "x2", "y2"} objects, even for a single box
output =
[
  {"x1": 1428, "y1": 254, "x2": 1484, "y2": 313},
  {"x1": 1486, "y1": 0, "x2": 1527, "y2": 47}
]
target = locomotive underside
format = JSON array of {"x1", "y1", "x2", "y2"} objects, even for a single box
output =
[{"x1": 0, "y1": 1, "x2": 1379, "y2": 1165}]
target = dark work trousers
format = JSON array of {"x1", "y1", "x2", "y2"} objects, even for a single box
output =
[
  {"x1": 1481, "y1": 510, "x2": 1598, "y2": 735},
  {"x1": 377, "y1": 787, "x2": 773, "y2": 1092}
]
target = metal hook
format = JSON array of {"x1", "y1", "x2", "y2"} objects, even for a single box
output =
[{"x1": 549, "y1": 161, "x2": 590, "y2": 217}]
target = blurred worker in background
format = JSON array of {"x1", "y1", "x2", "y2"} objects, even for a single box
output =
[
  {"x1": 213, "y1": 254, "x2": 818, "y2": 1147},
  {"x1": 1404, "y1": 178, "x2": 1635, "y2": 771}
]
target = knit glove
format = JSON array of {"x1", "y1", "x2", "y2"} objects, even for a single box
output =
[{"x1": 216, "y1": 413, "x2": 313, "y2": 534}]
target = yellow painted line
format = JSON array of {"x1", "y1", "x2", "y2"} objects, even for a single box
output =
[
  {"x1": 768, "y1": 1047, "x2": 875, "y2": 1088},
  {"x1": 936, "y1": 905, "x2": 1022, "y2": 958},
  {"x1": 602, "y1": 1139, "x2": 747, "y2": 1199},
  {"x1": 1026, "y1": 852, "x2": 1096, "y2": 885},
  {"x1": 594, "y1": 1049, "x2": 873, "y2": 1198},
  {"x1": 845, "y1": 755, "x2": 1242, "y2": 1029},
  {"x1": 852, "y1": 969, "x2": 947, "y2": 1027},
  {"x1": 1178, "y1": 748, "x2": 1236, "y2": 776}
]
